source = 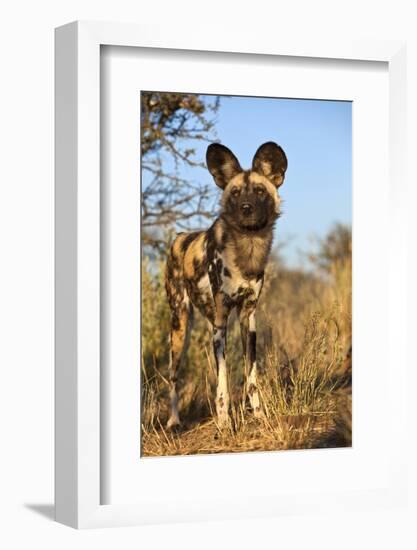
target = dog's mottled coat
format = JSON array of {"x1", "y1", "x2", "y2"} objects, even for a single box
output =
[{"x1": 165, "y1": 142, "x2": 288, "y2": 429}]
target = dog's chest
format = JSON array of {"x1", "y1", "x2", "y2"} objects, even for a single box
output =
[
  {"x1": 185, "y1": 239, "x2": 265, "y2": 320},
  {"x1": 211, "y1": 248, "x2": 263, "y2": 303}
]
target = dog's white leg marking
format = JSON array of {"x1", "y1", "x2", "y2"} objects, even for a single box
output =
[
  {"x1": 247, "y1": 310, "x2": 262, "y2": 417},
  {"x1": 213, "y1": 327, "x2": 230, "y2": 428}
]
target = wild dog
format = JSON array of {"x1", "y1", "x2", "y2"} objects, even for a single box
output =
[{"x1": 165, "y1": 142, "x2": 288, "y2": 429}]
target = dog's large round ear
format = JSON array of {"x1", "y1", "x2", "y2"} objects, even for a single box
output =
[
  {"x1": 206, "y1": 143, "x2": 242, "y2": 189},
  {"x1": 252, "y1": 142, "x2": 288, "y2": 188}
]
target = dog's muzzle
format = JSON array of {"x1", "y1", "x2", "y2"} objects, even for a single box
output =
[{"x1": 240, "y1": 203, "x2": 254, "y2": 216}]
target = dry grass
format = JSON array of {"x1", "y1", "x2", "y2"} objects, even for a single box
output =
[{"x1": 141, "y1": 231, "x2": 352, "y2": 457}]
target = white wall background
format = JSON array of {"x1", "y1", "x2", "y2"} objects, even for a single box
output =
[{"x1": 0, "y1": 1, "x2": 416, "y2": 548}]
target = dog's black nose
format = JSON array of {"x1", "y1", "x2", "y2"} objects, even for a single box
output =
[{"x1": 241, "y1": 203, "x2": 253, "y2": 216}]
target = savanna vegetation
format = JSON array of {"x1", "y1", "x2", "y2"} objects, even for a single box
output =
[
  {"x1": 140, "y1": 92, "x2": 352, "y2": 457},
  {"x1": 141, "y1": 224, "x2": 352, "y2": 456}
]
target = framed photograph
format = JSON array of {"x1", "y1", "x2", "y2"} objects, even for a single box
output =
[{"x1": 55, "y1": 21, "x2": 407, "y2": 528}]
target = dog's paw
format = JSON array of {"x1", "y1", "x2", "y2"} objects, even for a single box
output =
[
  {"x1": 166, "y1": 416, "x2": 181, "y2": 432},
  {"x1": 253, "y1": 406, "x2": 265, "y2": 420},
  {"x1": 215, "y1": 415, "x2": 234, "y2": 437}
]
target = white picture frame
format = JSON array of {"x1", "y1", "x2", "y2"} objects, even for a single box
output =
[{"x1": 55, "y1": 20, "x2": 407, "y2": 529}]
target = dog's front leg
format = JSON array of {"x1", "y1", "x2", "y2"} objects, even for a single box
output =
[
  {"x1": 239, "y1": 305, "x2": 262, "y2": 417},
  {"x1": 212, "y1": 292, "x2": 232, "y2": 429},
  {"x1": 213, "y1": 324, "x2": 231, "y2": 429}
]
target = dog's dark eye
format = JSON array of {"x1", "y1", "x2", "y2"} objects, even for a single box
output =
[
  {"x1": 255, "y1": 186, "x2": 265, "y2": 196},
  {"x1": 231, "y1": 187, "x2": 240, "y2": 197}
]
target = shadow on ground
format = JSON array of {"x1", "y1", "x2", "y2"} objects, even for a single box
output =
[{"x1": 24, "y1": 503, "x2": 55, "y2": 521}]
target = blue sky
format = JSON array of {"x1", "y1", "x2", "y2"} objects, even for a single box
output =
[{"x1": 145, "y1": 94, "x2": 352, "y2": 267}]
